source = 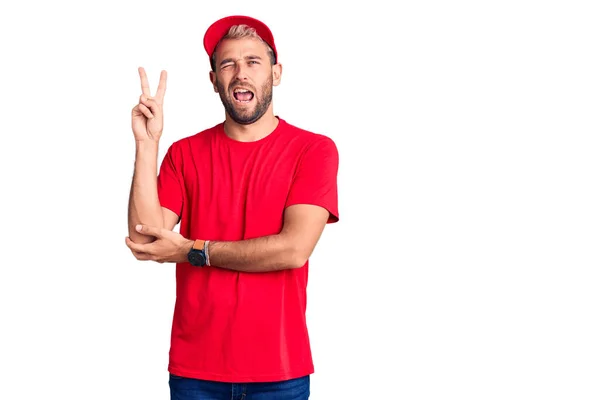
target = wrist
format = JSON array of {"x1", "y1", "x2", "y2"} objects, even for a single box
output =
[
  {"x1": 180, "y1": 239, "x2": 194, "y2": 263},
  {"x1": 135, "y1": 139, "x2": 159, "y2": 153},
  {"x1": 204, "y1": 240, "x2": 212, "y2": 266},
  {"x1": 186, "y1": 239, "x2": 213, "y2": 267}
]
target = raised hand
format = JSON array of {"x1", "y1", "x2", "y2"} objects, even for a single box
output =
[{"x1": 131, "y1": 67, "x2": 167, "y2": 142}]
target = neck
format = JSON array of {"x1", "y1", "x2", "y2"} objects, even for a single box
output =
[{"x1": 223, "y1": 108, "x2": 279, "y2": 142}]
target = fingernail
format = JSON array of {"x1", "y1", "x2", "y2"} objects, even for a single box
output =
[{"x1": 136, "y1": 224, "x2": 142, "y2": 231}]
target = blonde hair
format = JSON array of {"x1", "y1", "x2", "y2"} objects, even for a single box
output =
[{"x1": 211, "y1": 24, "x2": 276, "y2": 71}]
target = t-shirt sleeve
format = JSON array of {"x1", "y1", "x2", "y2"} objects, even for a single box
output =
[
  {"x1": 285, "y1": 135, "x2": 339, "y2": 223},
  {"x1": 157, "y1": 143, "x2": 184, "y2": 219}
]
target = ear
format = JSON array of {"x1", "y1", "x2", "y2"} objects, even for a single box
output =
[
  {"x1": 209, "y1": 71, "x2": 218, "y2": 93},
  {"x1": 272, "y1": 63, "x2": 282, "y2": 87}
]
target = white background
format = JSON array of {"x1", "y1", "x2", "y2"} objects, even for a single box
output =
[{"x1": 1, "y1": 0, "x2": 599, "y2": 399}]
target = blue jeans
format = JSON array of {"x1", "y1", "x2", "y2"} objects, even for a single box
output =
[{"x1": 169, "y1": 373, "x2": 310, "y2": 400}]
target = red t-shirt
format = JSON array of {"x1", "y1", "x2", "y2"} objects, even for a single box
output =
[{"x1": 156, "y1": 117, "x2": 339, "y2": 383}]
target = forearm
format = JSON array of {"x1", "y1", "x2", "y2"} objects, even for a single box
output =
[
  {"x1": 207, "y1": 234, "x2": 305, "y2": 272},
  {"x1": 128, "y1": 141, "x2": 163, "y2": 243}
]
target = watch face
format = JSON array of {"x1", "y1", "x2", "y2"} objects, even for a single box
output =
[{"x1": 188, "y1": 250, "x2": 206, "y2": 266}]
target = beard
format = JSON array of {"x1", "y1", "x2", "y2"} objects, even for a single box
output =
[{"x1": 216, "y1": 77, "x2": 273, "y2": 125}]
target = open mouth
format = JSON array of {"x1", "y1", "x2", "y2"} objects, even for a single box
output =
[{"x1": 233, "y1": 88, "x2": 254, "y2": 103}]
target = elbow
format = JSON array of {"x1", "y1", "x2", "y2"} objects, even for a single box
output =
[
  {"x1": 290, "y1": 257, "x2": 308, "y2": 269},
  {"x1": 128, "y1": 230, "x2": 156, "y2": 244},
  {"x1": 287, "y1": 246, "x2": 310, "y2": 269},
  {"x1": 280, "y1": 233, "x2": 312, "y2": 269}
]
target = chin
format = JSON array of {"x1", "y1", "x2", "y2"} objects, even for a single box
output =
[{"x1": 233, "y1": 115, "x2": 261, "y2": 125}]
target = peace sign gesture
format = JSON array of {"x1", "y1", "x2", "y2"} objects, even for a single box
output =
[{"x1": 131, "y1": 67, "x2": 167, "y2": 142}]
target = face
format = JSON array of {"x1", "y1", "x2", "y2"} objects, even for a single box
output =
[{"x1": 210, "y1": 37, "x2": 281, "y2": 125}]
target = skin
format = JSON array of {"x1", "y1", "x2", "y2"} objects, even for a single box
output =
[
  {"x1": 127, "y1": 67, "x2": 167, "y2": 245},
  {"x1": 126, "y1": 36, "x2": 330, "y2": 272}
]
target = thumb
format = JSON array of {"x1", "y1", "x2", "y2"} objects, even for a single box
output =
[{"x1": 136, "y1": 224, "x2": 162, "y2": 238}]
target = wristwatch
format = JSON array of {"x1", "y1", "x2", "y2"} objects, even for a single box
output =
[{"x1": 187, "y1": 239, "x2": 207, "y2": 267}]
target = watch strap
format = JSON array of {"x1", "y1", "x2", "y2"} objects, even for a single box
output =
[{"x1": 192, "y1": 239, "x2": 206, "y2": 251}]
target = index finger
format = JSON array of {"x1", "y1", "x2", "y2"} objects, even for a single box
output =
[
  {"x1": 125, "y1": 237, "x2": 151, "y2": 254},
  {"x1": 155, "y1": 70, "x2": 167, "y2": 102},
  {"x1": 138, "y1": 67, "x2": 151, "y2": 97}
]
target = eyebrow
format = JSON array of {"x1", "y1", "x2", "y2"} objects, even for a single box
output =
[{"x1": 220, "y1": 55, "x2": 263, "y2": 66}]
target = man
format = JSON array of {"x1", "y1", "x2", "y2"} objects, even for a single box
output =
[{"x1": 126, "y1": 15, "x2": 339, "y2": 400}]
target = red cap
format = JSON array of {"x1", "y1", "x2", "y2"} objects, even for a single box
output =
[{"x1": 203, "y1": 15, "x2": 278, "y2": 65}]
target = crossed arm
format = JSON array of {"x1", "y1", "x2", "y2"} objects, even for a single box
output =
[{"x1": 126, "y1": 204, "x2": 330, "y2": 272}]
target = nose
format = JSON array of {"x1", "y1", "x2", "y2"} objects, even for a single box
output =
[{"x1": 233, "y1": 60, "x2": 249, "y2": 81}]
